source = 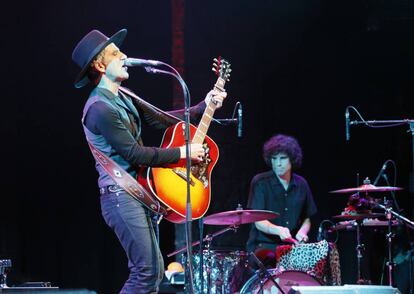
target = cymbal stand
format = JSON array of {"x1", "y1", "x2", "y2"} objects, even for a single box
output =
[
  {"x1": 354, "y1": 219, "x2": 368, "y2": 284},
  {"x1": 204, "y1": 232, "x2": 215, "y2": 294},
  {"x1": 384, "y1": 199, "x2": 395, "y2": 287}
]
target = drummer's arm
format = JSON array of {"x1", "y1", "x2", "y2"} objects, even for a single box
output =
[
  {"x1": 255, "y1": 220, "x2": 292, "y2": 240},
  {"x1": 295, "y1": 218, "x2": 311, "y2": 242}
]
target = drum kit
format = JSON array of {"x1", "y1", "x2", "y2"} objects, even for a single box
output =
[
  {"x1": 168, "y1": 209, "x2": 327, "y2": 293},
  {"x1": 167, "y1": 178, "x2": 413, "y2": 293},
  {"x1": 329, "y1": 177, "x2": 414, "y2": 287},
  {"x1": 168, "y1": 209, "x2": 281, "y2": 293}
]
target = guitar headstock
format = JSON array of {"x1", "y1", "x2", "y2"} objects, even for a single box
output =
[{"x1": 212, "y1": 57, "x2": 231, "y2": 82}]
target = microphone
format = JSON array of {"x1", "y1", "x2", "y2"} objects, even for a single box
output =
[
  {"x1": 345, "y1": 108, "x2": 350, "y2": 141},
  {"x1": 237, "y1": 103, "x2": 243, "y2": 138},
  {"x1": 124, "y1": 58, "x2": 161, "y2": 67},
  {"x1": 373, "y1": 161, "x2": 388, "y2": 186}
]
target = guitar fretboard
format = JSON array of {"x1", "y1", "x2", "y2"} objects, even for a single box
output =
[{"x1": 192, "y1": 77, "x2": 226, "y2": 144}]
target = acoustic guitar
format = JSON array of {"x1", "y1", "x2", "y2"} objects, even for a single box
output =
[{"x1": 137, "y1": 57, "x2": 231, "y2": 223}]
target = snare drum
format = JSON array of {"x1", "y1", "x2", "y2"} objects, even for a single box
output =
[
  {"x1": 240, "y1": 269, "x2": 321, "y2": 294},
  {"x1": 182, "y1": 249, "x2": 250, "y2": 293},
  {"x1": 275, "y1": 240, "x2": 341, "y2": 285}
]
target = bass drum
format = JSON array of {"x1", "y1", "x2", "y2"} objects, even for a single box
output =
[
  {"x1": 182, "y1": 250, "x2": 251, "y2": 294},
  {"x1": 240, "y1": 269, "x2": 321, "y2": 294}
]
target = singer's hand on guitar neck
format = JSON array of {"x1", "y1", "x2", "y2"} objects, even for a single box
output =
[
  {"x1": 179, "y1": 143, "x2": 205, "y2": 162},
  {"x1": 204, "y1": 89, "x2": 227, "y2": 109}
]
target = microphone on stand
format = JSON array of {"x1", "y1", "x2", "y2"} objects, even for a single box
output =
[
  {"x1": 373, "y1": 161, "x2": 388, "y2": 186},
  {"x1": 345, "y1": 108, "x2": 350, "y2": 141},
  {"x1": 124, "y1": 57, "x2": 161, "y2": 67},
  {"x1": 237, "y1": 102, "x2": 243, "y2": 138}
]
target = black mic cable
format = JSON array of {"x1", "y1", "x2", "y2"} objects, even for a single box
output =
[
  {"x1": 345, "y1": 106, "x2": 350, "y2": 141},
  {"x1": 373, "y1": 159, "x2": 392, "y2": 186},
  {"x1": 237, "y1": 102, "x2": 243, "y2": 138}
]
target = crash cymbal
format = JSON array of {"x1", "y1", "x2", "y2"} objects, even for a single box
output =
[
  {"x1": 203, "y1": 209, "x2": 279, "y2": 225},
  {"x1": 332, "y1": 213, "x2": 385, "y2": 221},
  {"x1": 330, "y1": 184, "x2": 403, "y2": 194}
]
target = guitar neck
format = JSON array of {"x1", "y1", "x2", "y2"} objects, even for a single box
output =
[{"x1": 192, "y1": 77, "x2": 226, "y2": 144}]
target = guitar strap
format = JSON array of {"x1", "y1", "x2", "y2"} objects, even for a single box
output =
[
  {"x1": 84, "y1": 87, "x2": 184, "y2": 217},
  {"x1": 119, "y1": 86, "x2": 182, "y2": 126},
  {"x1": 87, "y1": 140, "x2": 167, "y2": 216}
]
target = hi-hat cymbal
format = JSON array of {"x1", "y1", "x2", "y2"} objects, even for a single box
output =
[
  {"x1": 203, "y1": 209, "x2": 279, "y2": 225},
  {"x1": 330, "y1": 184, "x2": 403, "y2": 194},
  {"x1": 332, "y1": 213, "x2": 384, "y2": 221}
]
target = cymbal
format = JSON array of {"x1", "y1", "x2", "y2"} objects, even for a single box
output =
[
  {"x1": 332, "y1": 213, "x2": 384, "y2": 221},
  {"x1": 203, "y1": 209, "x2": 279, "y2": 225},
  {"x1": 330, "y1": 184, "x2": 403, "y2": 194}
]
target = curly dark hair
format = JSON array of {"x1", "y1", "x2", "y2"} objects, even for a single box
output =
[{"x1": 263, "y1": 134, "x2": 303, "y2": 170}]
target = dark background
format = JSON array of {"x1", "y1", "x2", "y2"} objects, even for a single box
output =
[{"x1": 2, "y1": 0, "x2": 414, "y2": 293}]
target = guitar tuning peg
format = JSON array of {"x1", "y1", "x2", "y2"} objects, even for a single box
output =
[
  {"x1": 211, "y1": 68, "x2": 216, "y2": 72},
  {"x1": 213, "y1": 58, "x2": 219, "y2": 63}
]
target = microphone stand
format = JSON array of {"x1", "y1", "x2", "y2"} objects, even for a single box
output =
[
  {"x1": 212, "y1": 101, "x2": 241, "y2": 125},
  {"x1": 349, "y1": 119, "x2": 414, "y2": 191},
  {"x1": 199, "y1": 217, "x2": 204, "y2": 293},
  {"x1": 347, "y1": 111, "x2": 414, "y2": 290},
  {"x1": 213, "y1": 118, "x2": 238, "y2": 125},
  {"x1": 410, "y1": 122, "x2": 414, "y2": 196},
  {"x1": 145, "y1": 65, "x2": 195, "y2": 293}
]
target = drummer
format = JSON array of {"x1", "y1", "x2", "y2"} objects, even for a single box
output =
[{"x1": 246, "y1": 134, "x2": 317, "y2": 266}]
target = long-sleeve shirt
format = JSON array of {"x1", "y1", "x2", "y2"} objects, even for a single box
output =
[{"x1": 82, "y1": 87, "x2": 206, "y2": 187}]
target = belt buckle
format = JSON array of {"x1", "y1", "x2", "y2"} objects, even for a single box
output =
[{"x1": 108, "y1": 185, "x2": 122, "y2": 193}]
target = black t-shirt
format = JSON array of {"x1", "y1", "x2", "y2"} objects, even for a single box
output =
[{"x1": 246, "y1": 170, "x2": 317, "y2": 252}]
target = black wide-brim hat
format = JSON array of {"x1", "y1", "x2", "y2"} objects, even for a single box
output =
[{"x1": 72, "y1": 29, "x2": 127, "y2": 88}]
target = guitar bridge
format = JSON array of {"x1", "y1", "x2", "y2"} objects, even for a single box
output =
[{"x1": 172, "y1": 168, "x2": 196, "y2": 186}]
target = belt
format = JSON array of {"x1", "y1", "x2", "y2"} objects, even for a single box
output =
[{"x1": 100, "y1": 184, "x2": 124, "y2": 195}]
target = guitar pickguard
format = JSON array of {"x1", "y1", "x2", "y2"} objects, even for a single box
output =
[{"x1": 190, "y1": 142, "x2": 212, "y2": 188}]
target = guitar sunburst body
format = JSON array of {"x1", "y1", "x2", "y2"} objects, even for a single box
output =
[
  {"x1": 137, "y1": 57, "x2": 231, "y2": 223},
  {"x1": 138, "y1": 122, "x2": 219, "y2": 223}
]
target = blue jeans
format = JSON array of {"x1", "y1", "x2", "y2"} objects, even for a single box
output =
[{"x1": 100, "y1": 190, "x2": 164, "y2": 294}]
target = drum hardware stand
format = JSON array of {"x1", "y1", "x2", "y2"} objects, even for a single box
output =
[
  {"x1": 408, "y1": 247, "x2": 414, "y2": 294},
  {"x1": 250, "y1": 252, "x2": 286, "y2": 294},
  {"x1": 199, "y1": 217, "x2": 205, "y2": 294},
  {"x1": 369, "y1": 198, "x2": 414, "y2": 288},
  {"x1": 0, "y1": 259, "x2": 11, "y2": 288},
  {"x1": 167, "y1": 224, "x2": 239, "y2": 293},
  {"x1": 167, "y1": 224, "x2": 239, "y2": 258}
]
